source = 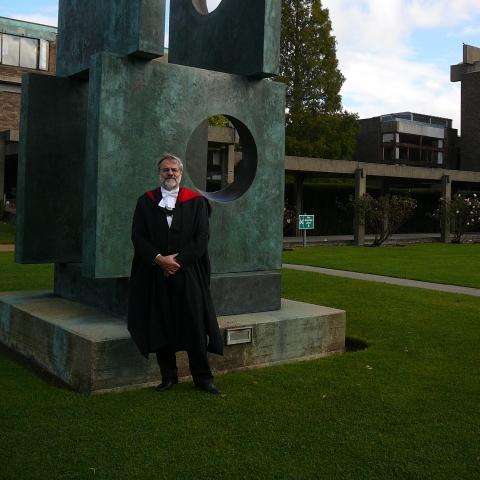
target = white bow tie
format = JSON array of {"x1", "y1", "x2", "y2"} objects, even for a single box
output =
[{"x1": 159, "y1": 187, "x2": 179, "y2": 209}]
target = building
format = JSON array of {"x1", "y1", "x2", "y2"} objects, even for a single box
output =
[
  {"x1": 451, "y1": 44, "x2": 480, "y2": 172},
  {"x1": 0, "y1": 16, "x2": 57, "y2": 203},
  {"x1": 354, "y1": 112, "x2": 459, "y2": 169}
]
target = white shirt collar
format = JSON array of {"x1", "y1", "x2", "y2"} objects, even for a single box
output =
[
  {"x1": 159, "y1": 186, "x2": 179, "y2": 209},
  {"x1": 160, "y1": 186, "x2": 179, "y2": 197}
]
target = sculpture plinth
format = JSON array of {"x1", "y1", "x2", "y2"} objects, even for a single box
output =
[{"x1": 0, "y1": 292, "x2": 345, "y2": 392}]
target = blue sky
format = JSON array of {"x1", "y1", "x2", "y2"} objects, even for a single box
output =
[{"x1": 2, "y1": 0, "x2": 480, "y2": 131}]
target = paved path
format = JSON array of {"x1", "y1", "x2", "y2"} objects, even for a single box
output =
[
  {"x1": 0, "y1": 244, "x2": 14, "y2": 252},
  {"x1": 283, "y1": 263, "x2": 480, "y2": 297},
  {"x1": 284, "y1": 232, "x2": 480, "y2": 247}
]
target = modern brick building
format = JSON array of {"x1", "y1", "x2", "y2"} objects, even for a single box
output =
[
  {"x1": 354, "y1": 112, "x2": 460, "y2": 169},
  {"x1": 0, "y1": 16, "x2": 57, "y2": 203}
]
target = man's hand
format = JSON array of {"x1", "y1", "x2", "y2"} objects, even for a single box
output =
[{"x1": 154, "y1": 254, "x2": 180, "y2": 276}]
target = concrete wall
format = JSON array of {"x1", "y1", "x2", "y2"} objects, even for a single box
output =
[
  {"x1": 386, "y1": 120, "x2": 445, "y2": 139},
  {"x1": 354, "y1": 117, "x2": 381, "y2": 163},
  {"x1": 355, "y1": 116, "x2": 459, "y2": 169},
  {"x1": 445, "y1": 127, "x2": 460, "y2": 170},
  {"x1": 461, "y1": 70, "x2": 480, "y2": 172}
]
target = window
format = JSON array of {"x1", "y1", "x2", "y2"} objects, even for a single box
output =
[
  {"x1": 20, "y1": 37, "x2": 38, "y2": 69},
  {"x1": 0, "y1": 33, "x2": 49, "y2": 71},
  {"x1": 39, "y1": 39, "x2": 49, "y2": 70},
  {"x1": 2, "y1": 34, "x2": 20, "y2": 66}
]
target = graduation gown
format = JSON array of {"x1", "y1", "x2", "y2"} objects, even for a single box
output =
[{"x1": 127, "y1": 186, "x2": 223, "y2": 358}]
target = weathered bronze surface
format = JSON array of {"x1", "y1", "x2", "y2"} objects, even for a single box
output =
[
  {"x1": 16, "y1": 75, "x2": 87, "y2": 263},
  {"x1": 169, "y1": 0, "x2": 281, "y2": 78},
  {"x1": 56, "y1": 0, "x2": 165, "y2": 77},
  {"x1": 18, "y1": 0, "x2": 285, "y2": 306},
  {"x1": 83, "y1": 55, "x2": 285, "y2": 278}
]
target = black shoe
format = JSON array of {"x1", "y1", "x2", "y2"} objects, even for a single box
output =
[
  {"x1": 195, "y1": 381, "x2": 220, "y2": 395},
  {"x1": 155, "y1": 379, "x2": 178, "y2": 392}
]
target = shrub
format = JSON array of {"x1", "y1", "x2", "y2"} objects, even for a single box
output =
[
  {"x1": 353, "y1": 194, "x2": 417, "y2": 246},
  {"x1": 283, "y1": 203, "x2": 297, "y2": 236},
  {"x1": 436, "y1": 193, "x2": 480, "y2": 243}
]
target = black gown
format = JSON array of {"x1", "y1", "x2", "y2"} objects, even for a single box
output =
[{"x1": 127, "y1": 186, "x2": 223, "y2": 358}]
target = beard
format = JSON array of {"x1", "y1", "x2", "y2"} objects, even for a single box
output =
[{"x1": 162, "y1": 176, "x2": 181, "y2": 191}]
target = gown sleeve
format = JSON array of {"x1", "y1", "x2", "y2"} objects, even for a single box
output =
[
  {"x1": 176, "y1": 198, "x2": 209, "y2": 267},
  {"x1": 131, "y1": 198, "x2": 158, "y2": 263}
]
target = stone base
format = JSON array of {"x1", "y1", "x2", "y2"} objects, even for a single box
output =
[
  {"x1": 0, "y1": 291, "x2": 346, "y2": 393},
  {"x1": 54, "y1": 263, "x2": 281, "y2": 316}
]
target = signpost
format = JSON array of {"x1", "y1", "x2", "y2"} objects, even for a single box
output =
[{"x1": 298, "y1": 214, "x2": 315, "y2": 247}]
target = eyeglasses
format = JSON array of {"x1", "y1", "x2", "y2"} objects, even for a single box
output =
[{"x1": 160, "y1": 168, "x2": 180, "y2": 174}]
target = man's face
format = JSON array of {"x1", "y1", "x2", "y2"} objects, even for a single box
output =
[{"x1": 159, "y1": 159, "x2": 182, "y2": 191}]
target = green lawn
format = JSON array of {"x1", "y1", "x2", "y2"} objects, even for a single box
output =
[
  {"x1": 1, "y1": 255, "x2": 479, "y2": 479},
  {"x1": 0, "y1": 223, "x2": 15, "y2": 244},
  {"x1": 284, "y1": 243, "x2": 480, "y2": 288},
  {"x1": 0, "y1": 253, "x2": 53, "y2": 292}
]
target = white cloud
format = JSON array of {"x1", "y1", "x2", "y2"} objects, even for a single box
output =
[
  {"x1": 321, "y1": 0, "x2": 480, "y2": 130},
  {"x1": 341, "y1": 51, "x2": 460, "y2": 126},
  {"x1": 406, "y1": 0, "x2": 480, "y2": 28}
]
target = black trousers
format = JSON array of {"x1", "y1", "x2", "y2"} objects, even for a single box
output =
[{"x1": 156, "y1": 347, "x2": 213, "y2": 384}]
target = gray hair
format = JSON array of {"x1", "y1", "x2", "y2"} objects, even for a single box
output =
[{"x1": 157, "y1": 153, "x2": 184, "y2": 172}]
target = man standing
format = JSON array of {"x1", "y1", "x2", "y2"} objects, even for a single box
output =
[{"x1": 128, "y1": 153, "x2": 223, "y2": 395}]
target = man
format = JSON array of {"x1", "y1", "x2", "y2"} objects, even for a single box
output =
[{"x1": 128, "y1": 153, "x2": 223, "y2": 395}]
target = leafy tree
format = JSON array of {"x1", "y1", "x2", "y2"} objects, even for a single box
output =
[
  {"x1": 353, "y1": 194, "x2": 417, "y2": 246},
  {"x1": 280, "y1": 0, "x2": 358, "y2": 159},
  {"x1": 285, "y1": 111, "x2": 358, "y2": 159},
  {"x1": 208, "y1": 115, "x2": 229, "y2": 127}
]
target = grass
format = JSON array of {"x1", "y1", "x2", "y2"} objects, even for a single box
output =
[
  {"x1": 0, "y1": 253, "x2": 53, "y2": 292},
  {"x1": 0, "y1": 223, "x2": 15, "y2": 244},
  {"x1": 283, "y1": 243, "x2": 480, "y2": 288},
  {"x1": 1, "y1": 252, "x2": 479, "y2": 479}
]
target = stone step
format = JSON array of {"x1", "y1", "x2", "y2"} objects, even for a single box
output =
[{"x1": 0, "y1": 291, "x2": 346, "y2": 393}]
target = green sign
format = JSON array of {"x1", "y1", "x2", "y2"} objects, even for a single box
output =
[{"x1": 298, "y1": 214, "x2": 315, "y2": 230}]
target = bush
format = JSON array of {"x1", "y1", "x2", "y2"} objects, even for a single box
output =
[
  {"x1": 352, "y1": 194, "x2": 417, "y2": 246},
  {"x1": 283, "y1": 203, "x2": 297, "y2": 236},
  {"x1": 436, "y1": 193, "x2": 480, "y2": 243}
]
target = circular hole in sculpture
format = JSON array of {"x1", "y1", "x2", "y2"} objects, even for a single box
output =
[
  {"x1": 192, "y1": 0, "x2": 223, "y2": 15},
  {"x1": 186, "y1": 115, "x2": 258, "y2": 203}
]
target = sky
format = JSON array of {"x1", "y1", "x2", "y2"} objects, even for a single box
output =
[{"x1": 2, "y1": 0, "x2": 480, "y2": 131}]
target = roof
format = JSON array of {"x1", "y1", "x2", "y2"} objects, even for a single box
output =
[{"x1": 0, "y1": 16, "x2": 57, "y2": 42}]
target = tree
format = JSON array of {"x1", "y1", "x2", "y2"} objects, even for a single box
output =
[
  {"x1": 353, "y1": 194, "x2": 417, "y2": 246},
  {"x1": 208, "y1": 114, "x2": 229, "y2": 127},
  {"x1": 279, "y1": 0, "x2": 358, "y2": 159},
  {"x1": 435, "y1": 193, "x2": 480, "y2": 243},
  {"x1": 285, "y1": 111, "x2": 358, "y2": 159}
]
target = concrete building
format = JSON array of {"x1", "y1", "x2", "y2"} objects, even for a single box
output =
[
  {"x1": 0, "y1": 16, "x2": 57, "y2": 203},
  {"x1": 354, "y1": 112, "x2": 459, "y2": 169},
  {"x1": 451, "y1": 44, "x2": 480, "y2": 172}
]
